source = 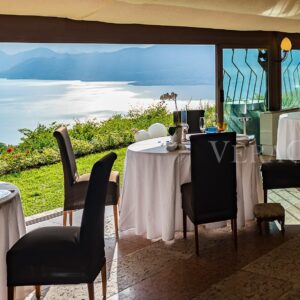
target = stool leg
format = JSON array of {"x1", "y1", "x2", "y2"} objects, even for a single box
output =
[
  {"x1": 280, "y1": 217, "x2": 285, "y2": 233},
  {"x1": 257, "y1": 219, "x2": 262, "y2": 234}
]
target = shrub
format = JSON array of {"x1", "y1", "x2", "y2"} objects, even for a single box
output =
[
  {"x1": 0, "y1": 102, "x2": 175, "y2": 175},
  {"x1": 0, "y1": 102, "x2": 216, "y2": 175}
]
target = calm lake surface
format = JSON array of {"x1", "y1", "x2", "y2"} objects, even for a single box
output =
[{"x1": 0, "y1": 79, "x2": 214, "y2": 145}]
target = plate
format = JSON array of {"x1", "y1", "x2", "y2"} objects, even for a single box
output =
[{"x1": 0, "y1": 189, "x2": 11, "y2": 199}]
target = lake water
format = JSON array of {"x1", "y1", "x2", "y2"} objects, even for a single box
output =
[{"x1": 0, "y1": 79, "x2": 214, "y2": 145}]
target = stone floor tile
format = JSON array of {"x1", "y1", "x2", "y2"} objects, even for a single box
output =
[{"x1": 193, "y1": 270, "x2": 292, "y2": 300}]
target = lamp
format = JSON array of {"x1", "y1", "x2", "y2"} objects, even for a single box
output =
[
  {"x1": 258, "y1": 37, "x2": 292, "y2": 64},
  {"x1": 280, "y1": 37, "x2": 292, "y2": 62}
]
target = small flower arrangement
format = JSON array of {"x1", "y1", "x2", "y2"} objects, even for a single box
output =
[{"x1": 160, "y1": 92, "x2": 178, "y2": 112}]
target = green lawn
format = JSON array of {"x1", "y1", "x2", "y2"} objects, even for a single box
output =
[{"x1": 0, "y1": 148, "x2": 127, "y2": 216}]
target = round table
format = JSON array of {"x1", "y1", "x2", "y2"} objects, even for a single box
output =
[
  {"x1": 277, "y1": 112, "x2": 300, "y2": 160},
  {"x1": 0, "y1": 182, "x2": 26, "y2": 300},
  {"x1": 120, "y1": 135, "x2": 264, "y2": 241}
]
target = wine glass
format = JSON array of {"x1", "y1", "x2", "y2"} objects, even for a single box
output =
[{"x1": 199, "y1": 117, "x2": 205, "y2": 133}]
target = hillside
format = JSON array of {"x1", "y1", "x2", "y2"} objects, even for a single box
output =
[{"x1": 0, "y1": 45, "x2": 215, "y2": 85}]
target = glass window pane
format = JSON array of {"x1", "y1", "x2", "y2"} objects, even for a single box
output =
[{"x1": 281, "y1": 49, "x2": 300, "y2": 110}]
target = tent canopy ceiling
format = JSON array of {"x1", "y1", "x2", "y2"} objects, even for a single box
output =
[{"x1": 1, "y1": 0, "x2": 300, "y2": 33}]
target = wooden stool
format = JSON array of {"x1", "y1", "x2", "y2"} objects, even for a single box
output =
[{"x1": 253, "y1": 203, "x2": 285, "y2": 233}]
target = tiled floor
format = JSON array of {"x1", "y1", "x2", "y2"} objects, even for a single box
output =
[{"x1": 22, "y1": 187, "x2": 300, "y2": 299}]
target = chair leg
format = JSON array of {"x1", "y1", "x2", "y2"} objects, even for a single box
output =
[
  {"x1": 87, "y1": 283, "x2": 94, "y2": 300},
  {"x1": 63, "y1": 210, "x2": 67, "y2": 226},
  {"x1": 183, "y1": 211, "x2": 187, "y2": 239},
  {"x1": 264, "y1": 189, "x2": 268, "y2": 203},
  {"x1": 7, "y1": 286, "x2": 14, "y2": 300},
  {"x1": 233, "y1": 218, "x2": 238, "y2": 250},
  {"x1": 69, "y1": 210, "x2": 73, "y2": 226},
  {"x1": 101, "y1": 263, "x2": 107, "y2": 299},
  {"x1": 35, "y1": 285, "x2": 41, "y2": 299},
  {"x1": 113, "y1": 205, "x2": 119, "y2": 239},
  {"x1": 194, "y1": 224, "x2": 199, "y2": 256}
]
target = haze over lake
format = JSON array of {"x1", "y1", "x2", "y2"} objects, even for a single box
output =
[{"x1": 0, "y1": 79, "x2": 214, "y2": 145}]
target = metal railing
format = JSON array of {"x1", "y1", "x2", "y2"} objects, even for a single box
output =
[{"x1": 223, "y1": 49, "x2": 267, "y2": 142}]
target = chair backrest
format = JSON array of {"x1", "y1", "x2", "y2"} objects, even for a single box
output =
[
  {"x1": 79, "y1": 152, "x2": 116, "y2": 266},
  {"x1": 190, "y1": 132, "x2": 237, "y2": 223},
  {"x1": 173, "y1": 110, "x2": 205, "y2": 133},
  {"x1": 53, "y1": 127, "x2": 78, "y2": 185}
]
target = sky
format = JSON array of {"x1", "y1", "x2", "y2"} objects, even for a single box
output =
[{"x1": 0, "y1": 43, "x2": 152, "y2": 54}]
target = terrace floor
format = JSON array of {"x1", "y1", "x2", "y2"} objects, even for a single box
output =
[{"x1": 20, "y1": 188, "x2": 300, "y2": 300}]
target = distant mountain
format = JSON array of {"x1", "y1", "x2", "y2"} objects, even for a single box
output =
[
  {"x1": 0, "y1": 46, "x2": 215, "y2": 85},
  {"x1": 0, "y1": 48, "x2": 58, "y2": 72}
]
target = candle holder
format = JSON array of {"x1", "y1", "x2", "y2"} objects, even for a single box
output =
[{"x1": 238, "y1": 115, "x2": 251, "y2": 135}]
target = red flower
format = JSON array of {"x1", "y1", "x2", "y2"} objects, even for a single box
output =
[
  {"x1": 13, "y1": 154, "x2": 20, "y2": 159},
  {"x1": 26, "y1": 150, "x2": 30, "y2": 155},
  {"x1": 6, "y1": 147, "x2": 14, "y2": 153}
]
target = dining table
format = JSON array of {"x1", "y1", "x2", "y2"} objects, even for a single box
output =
[
  {"x1": 120, "y1": 134, "x2": 264, "y2": 241},
  {"x1": 277, "y1": 111, "x2": 300, "y2": 160},
  {"x1": 0, "y1": 182, "x2": 26, "y2": 300}
]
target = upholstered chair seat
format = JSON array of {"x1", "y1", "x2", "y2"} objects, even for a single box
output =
[
  {"x1": 261, "y1": 160, "x2": 300, "y2": 190},
  {"x1": 7, "y1": 227, "x2": 90, "y2": 286}
]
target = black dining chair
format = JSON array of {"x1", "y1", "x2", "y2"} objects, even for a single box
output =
[
  {"x1": 173, "y1": 110, "x2": 205, "y2": 133},
  {"x1": 6, "y1": 152, "x2": 117, "y2": 300},
  {"x1": 54, "y1": 127, "x2": 120, "y2": 237},
  {"x1": 261, "y1": 160, "x2": 300, "y2": 202},
  {"x1": 181, "y1": 132, "x2": 237, "y2": 256}
]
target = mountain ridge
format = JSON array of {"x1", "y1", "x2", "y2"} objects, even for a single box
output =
[{"x1": 0, "y1": 45, "x2": 215, "y2": 85}]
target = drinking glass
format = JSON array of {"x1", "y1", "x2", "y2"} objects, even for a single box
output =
[
  {"x1": 181, "y1": 110, "x2": 188, "y2": 125},
  {"x1": 199, "y1": 117, "x2": 205, "y2": 133}
]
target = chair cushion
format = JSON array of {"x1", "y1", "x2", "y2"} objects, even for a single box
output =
[
  {"x1": 261, "y1": 160, "x2": 300, "y2": 190},
  {"x1": 254, "y1": 203, "x2": 285, "y2": 219},
  {"x1": 181, "y1": 182, "x2": 237, "y2": 224},
  {"x1": 7, "y1": 226, "x2": 105, "y2": 286},
  {"x1": 78, "y1": 171, "x2": 120, "y2": 206}
]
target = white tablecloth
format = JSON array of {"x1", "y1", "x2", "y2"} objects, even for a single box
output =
[
  {"x1": 120, "y1": 136, "x2": 263, "y2": 241},
  {"x1": 277, "y1": 112, "x2": 300, "y2": 160},
  {"x1": 0, "y1": 182, "x2": 26, "y2": 300}
]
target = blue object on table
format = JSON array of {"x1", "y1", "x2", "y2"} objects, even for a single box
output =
[{"x1": 205, "y1": 126, "x2": 218, "y2": 133}]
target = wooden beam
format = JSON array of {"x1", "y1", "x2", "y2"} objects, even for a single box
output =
[{"x1": 0, "y1": 14, "x2": 280, "y2": 46}]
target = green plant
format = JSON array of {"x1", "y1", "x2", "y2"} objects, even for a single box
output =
[{"x1": 0, "y1": 102, "x2": 216, "y2": 175}]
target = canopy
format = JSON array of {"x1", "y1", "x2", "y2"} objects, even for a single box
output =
[{"x1": 1, "y1": 0, "x2": 300, "y2": 33}]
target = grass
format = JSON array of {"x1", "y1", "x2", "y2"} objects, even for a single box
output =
[{"x1": 0, "y1": 148, "x2": 127, "y2": 216}]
